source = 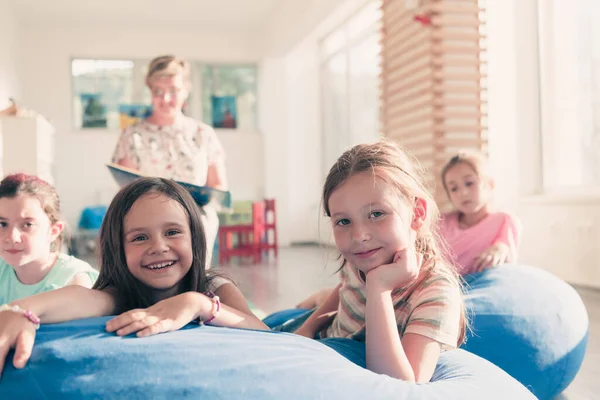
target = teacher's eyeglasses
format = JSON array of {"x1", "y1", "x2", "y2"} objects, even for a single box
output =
[{"x1": 150, "y1": 87, "x2": 184, "y2": 98}]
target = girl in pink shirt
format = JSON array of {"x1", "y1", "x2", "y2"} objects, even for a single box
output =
[{"x1": 440, "y1": 151, "x2": 522, "y2": 275}]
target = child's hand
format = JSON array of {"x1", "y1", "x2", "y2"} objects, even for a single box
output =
[
  {"x1": 295, "y1": 326, "x2": 316, "y2": 338},
  {"x1": 0, "y1": 311, "x2": 38, "y2": 377},
  {"x1": 106, "y1": 292, "x2": 203, "y2": 338},
  {"x1": 366, "y1": 248, "x2": 423, "y2": 292},
  {"x1": 474, "y1": 243, "x2": 510, "y2": 272},
  {"x1": 296, "y1": 288, "x2": 334, "y2": 309}
]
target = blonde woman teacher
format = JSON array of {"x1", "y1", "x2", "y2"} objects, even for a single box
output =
[{"x1": 112, "y1": 55, "x2": 227, "y2": 267}]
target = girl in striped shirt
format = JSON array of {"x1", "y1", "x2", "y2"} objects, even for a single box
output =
[{"x1": 295, "y1": 141, "x2": 467, "y2": 382}]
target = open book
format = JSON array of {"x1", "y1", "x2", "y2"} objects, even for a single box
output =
[{"x1": 107, "y1": 163, "x2": 232, "y2": 210}]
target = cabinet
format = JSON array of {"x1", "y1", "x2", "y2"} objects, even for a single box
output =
[{"x1": 0, "y1": 115, "x2": 55, "y2": 183}]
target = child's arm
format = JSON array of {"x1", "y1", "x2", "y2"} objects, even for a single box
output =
[
  {"x1": 13, "y1": 285, "x2": 116, "y2": 323},
  {"x1": 294, "y1": 283, "x2": 341, "y2": 338},
  {"x1": 295, "y1": 287, "x2": 335, "y2": 309},
  {"x1": 105, "y1": 283, "x2": 267, "y2": 337},
  {"x1": 493, "y1": 213, "x2": 521, "y2": 261},
  {"x1": 364, "y1": 249, "x2": 444, "y2": 381},
  {"x1": 474, "y1": 213, "x2": 522, "y2": 271},
  {"x1": 365, "y1": 281, "x2": 441, "y2": 382},
  {"x1": 0, "y1": 286, "x2": 116, "y2": 376},
  {"x1": 66, "y1": 273, "x2": 95, "y2": 289}
]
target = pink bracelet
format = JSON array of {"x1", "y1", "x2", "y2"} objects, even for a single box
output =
[
  {"x1": 0, "y1": 304, "x2": 41, "y2": 329},
  {"x1": 202, "y1": 291, "x2": 221, "y2": 325}
]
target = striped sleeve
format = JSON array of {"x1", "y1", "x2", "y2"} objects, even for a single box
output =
[
  {"x1": 208, "y1": 275, "x2": 234, "y2": 292},
  {"x1": 403, "y1": 276, "x2": 462, "y2": 350}
]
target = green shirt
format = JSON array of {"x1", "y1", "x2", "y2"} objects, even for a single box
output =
[{"x1": 0, "y1": 253, "x2": 98, "y2": 304}]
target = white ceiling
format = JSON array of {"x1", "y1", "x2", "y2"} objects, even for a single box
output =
[{"x1": 10, "y1": 0, "x2": 284, "y2": 33}]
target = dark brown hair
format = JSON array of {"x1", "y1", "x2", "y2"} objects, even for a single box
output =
[
  {"x1": 323, "y1": 140, "x2": 467, "y2": 345},
  {"x1": 93, "y1": 177, "x2": 213, "y2": 312},
  {"x1": 0, "y1": 173, "x2": 65, "y2": 251}
]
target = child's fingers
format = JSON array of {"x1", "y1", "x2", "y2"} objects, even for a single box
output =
[
  {"x1": 491, "y1": 255, "x2": 501, "y2": 267},
  {"x1": 137, "y1": 319, "x2": 174, "y2": 338},
  {"x1": 106, "y1": 309, "x2": 146, "y2": 332},
  {"x1": 416, "y1": 252, "x2": 424, "y2": 267},
  {"x1": 296, "y1": 293, "x2": 317, "y2": 309},
  {"x1": 116, "y1": 316, "x2": 160, "y2": 336},
  {"x1": 473, "y1": 256, "x2": 484, "y2": 272},
  {"x1": 0, "y1": 340, "x2": 9, "y2": 378},
  {"x1": 393, "y1": 250, "x2": 405, "y2": 263},
  {"x1": 475, "y1": 254, "x2": 490, "y2": 272},
  {"x1": 484, "y1": 256, "x2": 494, "y2": 270},
  {"x1": 296, "y1": 299, "x2": 315, "y2": 309},
  {"x1": 13, "y1": 330, "x2": 35, "y2": 369}
]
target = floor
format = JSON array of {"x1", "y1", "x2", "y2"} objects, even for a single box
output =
[{"x1": 218, "y1": 246, "x2": 600, "y2": 400}]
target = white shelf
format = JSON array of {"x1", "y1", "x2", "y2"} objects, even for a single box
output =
[{"x1": 0, "y1": 115, "x2": 55, "y2": 182}]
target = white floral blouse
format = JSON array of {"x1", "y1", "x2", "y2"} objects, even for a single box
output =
[{"x1": 111, "y1": 117, "x2": 224, "y2": 186}]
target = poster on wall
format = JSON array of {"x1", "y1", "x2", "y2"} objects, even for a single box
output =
[
  {"x1": 118, "y1": 104, "x2": 152, "y2": 130},
  {"x1": 211, "y1": 95, "x2": 237, "y2": 128},
  {"x1": 80, "y1": 93, "x2": 107, "y2": 128}
]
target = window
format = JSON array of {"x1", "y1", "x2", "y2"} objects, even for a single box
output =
[
  {"x1": 538, "y1": 0, "x2": 600, "y2": 192},
  {"x1": 320, "y1": 1, "x2": 382, "y2": 176},
  {"x1": 200, "y1": 65, "x2": 258, "y2": 130},
  {"x1": 71, "y1": 59, "x2": 258, "y2": 131},
  {"x1": 72, "y1": 59, "x2": 141, "y2": 130}
]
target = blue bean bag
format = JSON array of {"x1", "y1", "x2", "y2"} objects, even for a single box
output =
[
  {"x1": 461, "y1": 264, "x2": 589, "y2": 399},
  {"x1": 265, "y1": 264, "x2": 589, "y2": 400},
  {"x1": 0, "y1": 317, "x2": 534, "y2": 399}
]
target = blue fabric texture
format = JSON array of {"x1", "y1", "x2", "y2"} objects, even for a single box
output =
[
  {"x1": 266, "y1": 265, "x2": 589, "y2": 400},
  {"x1": 461, "y1": 264, "x2": 589, "y2": 400},
  {"x1": 0, "y1": 316, "x2": 535, "y2": 400},
  {"x1": 264, "y1": 308, "x2": 313, "y2": 333}
]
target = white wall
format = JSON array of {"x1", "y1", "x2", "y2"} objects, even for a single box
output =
[
  {"x1": 259, "y1": 0, "x2": 372, "y2": 245},
  {"x1": 0, "y1": 0, "x2": 20, "y2": 107},
  {"x1": 12, "y1": 0, "x2": 366, "y2": 246},
  {"x1": 486, "y1": 0, "x2": 540, "y2": 212},
  {"x1": 17, "y1": 26, "x2": 264, "y2": 228},
  {"x1": 487, "y1": 0, "x2": 600, "y2": 288}
]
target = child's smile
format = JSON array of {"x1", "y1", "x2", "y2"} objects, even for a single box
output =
[
  {"x1": 144, "y1": 260, "x2": 178, "y2": 270},
  {"x1": 123, "y1": 192, "x2": 193, "y2": 293},
  {"x1": 353, "y1": 247, "x2": 383, "y2": 259},
  {"x1": 328, "y1": 172, "x2": 415, "y2": 274}
]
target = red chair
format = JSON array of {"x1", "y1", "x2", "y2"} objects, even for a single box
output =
[
  {"x1": 262, "y1": 198, "x2": 278, "y2": 258},
  {"x1": 217, "y1": 201, "x2": 265, "y2": 264}
]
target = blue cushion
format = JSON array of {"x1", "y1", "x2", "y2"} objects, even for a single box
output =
[
  {"x1": 77, "y1": 206, "x2": 107, "y2": 230},
  {"x1": 0, "y1": 317, "x2": 534, "y2": 399},
  {"x1": 264, "y1": 265, "x2": 589, "y2": 400},
  {"x1": 461, "y1": 264, "x2": 589, "y2": 400}
]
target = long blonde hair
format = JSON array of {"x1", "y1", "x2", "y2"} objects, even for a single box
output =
[{"x1": 323, "y1": 141, "x2": 467, "y2": 345}]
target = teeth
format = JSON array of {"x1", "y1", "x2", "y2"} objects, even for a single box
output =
[{"x1": 146, "y1": 261, "x2": 175, "y2": 270}]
